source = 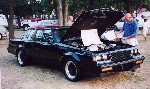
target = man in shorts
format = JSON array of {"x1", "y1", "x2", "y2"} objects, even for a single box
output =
[{"x1": 115, "y1": 13, "x2": 138, "y2": 46}]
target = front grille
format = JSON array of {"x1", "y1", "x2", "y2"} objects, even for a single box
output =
[{"x1": 111, "y1": 50, "x2": 131, "y2": 62}]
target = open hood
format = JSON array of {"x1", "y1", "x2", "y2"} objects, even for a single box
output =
[{"x1": 62, "y1": 9, "x2": 124, "y2": 40}]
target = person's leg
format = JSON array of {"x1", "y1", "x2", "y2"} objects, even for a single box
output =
[
  {"x1": 144, "y1": 33, "x2": 147, "y2": 41},
  {"x1": 142, "y1": 31, "x2": 147, "y2": 41}
]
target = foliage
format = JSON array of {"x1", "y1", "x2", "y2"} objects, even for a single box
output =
[
  {"x1": 41, "y1": 0, "x2": 56, "y2": 14},
  {"x1": 1, "y1": 0, "x2": 150, "y2": 19},
  {"x1": 0, "y1": 0, "x2": 9, "y2": 16}
]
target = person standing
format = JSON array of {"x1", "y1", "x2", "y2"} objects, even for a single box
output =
[
  {"x1": 65, "y1": 16, "x2": 73, "y2": 26},
  {"x1": 142, "y1": 19, "x2": 149, "y2": 41},
  {"x1": 115, "y1": 13, "x2": 138, "y2": 46}
]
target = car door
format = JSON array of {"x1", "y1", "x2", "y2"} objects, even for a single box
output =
[
  {"x1": 22, "y1": 28, "x2": 39, "y2": 59},
  {"x1": 33, "y1": 29, "x2": 62, "y2": 65}
]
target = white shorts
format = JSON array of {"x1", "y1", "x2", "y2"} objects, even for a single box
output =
[{"x1": 121, "y1": 38, "x2": 138, "y2": 46}]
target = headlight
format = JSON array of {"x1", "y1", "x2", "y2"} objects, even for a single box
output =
[
  {"x1": 94, "y1": 54, "x2": 108, "y2": 61},
  {"x1": 102, "y1": 54, "x2": 108, "y2": 60},
  {"x1": 95, "y1": 56, "x2": 102, "y2": 61}
]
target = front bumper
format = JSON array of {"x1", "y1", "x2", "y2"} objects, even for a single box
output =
[
  {"x1": 82, "y1": 55, "x2": 145, "y2": 75},
  {"x1": 100, "y1": 56, "x2": 145, "y2": 72}
]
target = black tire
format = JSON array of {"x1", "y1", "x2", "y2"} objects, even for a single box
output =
[
  {"x1": 17, "y1": 49, "x2": 28, "y2": 67},
  {"x1": 63, "y1": 58, "x2": 82, "y2": 82},
  {"x1": 23, "y1": 25, "x2": 29, "y2": 31},
  {"x1": 5, "y1": 27, "x2": 8, "y2": 30},
  {"x1": 0, "y1": 34, "x2": 2, "y2": 40}
]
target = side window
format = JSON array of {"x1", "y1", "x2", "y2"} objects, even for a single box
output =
[
  {"x1": 28, "y1": 29, "x2": 36, "y2": 41},
  {"x1": 53, "y1": 29, "x2": 60, "y2": 43},
  {"x1": 22, "y1": 29, "x2": 36, "y2": 41},
  {"x1": 43, "y1": 29, "x2": 54, "y2": 43},
  {"x1": 36, "y1": 30, "x2": 43, "y2": 42},
  {"x1": 22, "y1": 30, "x2": 30, "y2": 40}
]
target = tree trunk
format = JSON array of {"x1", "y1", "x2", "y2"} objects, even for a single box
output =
[
  {"x1": 57, "y1": 0, "x2": 63, "y2": 26},
  {"x1": 63, "y1": 0, "x2": 68, "y2": 26},
  {"x1": 126, "y1": 1, "x2": 134, "y2": 14},
  {"x1": 47, "y1": 12, "x2": 51, "y2": 20},
  {"x1": 8, "y1": 0, "x2": 14, "y2": 39},
  {"x1": 17, "y1": 16, "x2": 21, "y2": 28},
  {"x1": 123, "y1": 0, "x2": 134, "y2": 14}
]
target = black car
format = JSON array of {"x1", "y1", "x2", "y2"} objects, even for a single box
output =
[{"x1": 7, "y1": 9, "x2": 145, "y2": 82}]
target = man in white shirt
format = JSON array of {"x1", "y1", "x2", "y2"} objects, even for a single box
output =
[{"x1": 142, "y1": 19, "x2": 149, "y2": 41}]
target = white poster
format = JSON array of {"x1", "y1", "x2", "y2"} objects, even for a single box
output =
[
  {"x1": 81, "y1": 29, "x2": 102, "y2": 46},
  {"x1": 101, "y1": 30, "x2": 117, "y2": 41}
]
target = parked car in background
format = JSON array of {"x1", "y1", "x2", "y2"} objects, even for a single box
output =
[
  {"x1": 0, "y1": 26, "x2": 8, "y2": 40},
  {"x1": 136, "y1": 12, "x2": 150, "y2": 29},
  {"x1": 13, "y1": 18, "x2": 19, "y2": 29},
  {"x1": 115, "y1": 19, "x2": 124, "y2": 29},
  {"x1": 115, "y1": 16, "x2": 146, "y2": 30},
  {"x1": 38, "y1": 20, "x2": 58, "y2": 26},
  {"x1": 0, "y1": 14, "x2": 8, "y2": 29},
  {"x1": 7, "y1": 9, "x2": 145, "y2": 82},
  {"x1": 21, "y1": 18, "x2": 42, "y2": 30}
]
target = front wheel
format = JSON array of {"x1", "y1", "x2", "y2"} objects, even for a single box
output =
[
  {"x1": 63, "y1": 58, "x2": 82, "y2": 82},
  {"x1": 17, "y1": 49, "x2": 28, "y2": 67}
]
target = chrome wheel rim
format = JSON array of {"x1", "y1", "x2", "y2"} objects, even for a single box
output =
[
  {"x1": 0, "y1": 34, "x2": 2, "y2": 39},
  {"x1": 24, "y1": 27, "x2": 28, "y2": 30},
  {"x1": 18, "y1": 51, "x2": 24, "y2": 65},
  {"x1": 65, "y1": 61, "x2": 77, "y2": 79}
]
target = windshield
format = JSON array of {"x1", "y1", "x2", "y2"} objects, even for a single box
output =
[
  {"x1": 53, "y1": 27, "x2": 69, "y2": 42},
  {"x1": 41, "y1": 27, "x2": 70, "y2": 43}
]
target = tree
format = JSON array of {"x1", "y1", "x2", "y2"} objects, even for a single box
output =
[
  {"x1": 57, "y1": 0, "x2": 63, "y2": 26},
  {"x1": 7, "y1": 0, "x2": 14, "y2": 39},
  {"x1": 122, "y1": 0, "x2": 135, "y2": 14},
  {"x1": 121, "y1": 0, "x2": 150, "y2": 14},
  {"x1": 0, "y1": 0, "x2": 9, "y2": 19},
  {"x1": 63, "y1": 0, "x2": 68, "y2": 26},
  {"x1": 41, "y1": 0, "x2": 56, "y2": 19}
]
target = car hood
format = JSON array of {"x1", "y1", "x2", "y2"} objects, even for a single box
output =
[{"x1": 62, "y1": 9, "x2": 124, "y2": 40}]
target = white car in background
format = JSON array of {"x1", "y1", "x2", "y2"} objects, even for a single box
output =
[
  {"x1": 136, "y1": 11, "x2": 150, "y2": 28},
  {"x1": 38, "y1": 20, "x2": 58, "y2": 26},
  {"x1": 21, "y1": 18, "x2": 42, "y2": 30},
  {"x1": 0, "y1": 14, "x2": 8, "y2": 29},
  {"x1": 0, "y1": 26, "x2": 8, "y2": 40},
  {"x1": 115, "y1": 15, "x2": 149, "y2": 30},
  {"x1": 115, "y1": 19, "x2": 124, "y2": 29}
]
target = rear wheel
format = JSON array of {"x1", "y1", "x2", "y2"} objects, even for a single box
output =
[
  {"x1": 17, "y1": 49, "x2": 28, "y2": 67},
  {"x1": 23, "y1": 25, "x2": 29, "y2": 31},
  {"x1": 0, "y1": 34, "x2": 2, "y2": 40},
  {"x1": 63, "y1": 58, "x2": 82, "y2": 82}
]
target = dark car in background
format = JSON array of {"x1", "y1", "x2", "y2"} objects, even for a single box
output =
[{"x1": 7, "y1": 9, "x2": 145, "y2": 82}]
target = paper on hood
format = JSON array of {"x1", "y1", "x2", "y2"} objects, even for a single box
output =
[
  {"x1": 81, "y1": 29, "x2": 103, "y2": 46},
  {"x1": 101, "y1": 30, "x2": 118, "y2": 41}
]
